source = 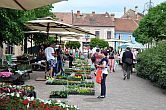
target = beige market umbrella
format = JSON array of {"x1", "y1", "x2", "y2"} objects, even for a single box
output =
[
  {"x1": 0, "y1": 0, "x2": 66, "y2": 10},
  {"x1": 26, "y1": 17, "x2": 95, "y2": 37},
  {"x1": 106, "y1": 38, "x2": 129, "y2": 43},
  {"x1": 24, "y1": 31, "x2": 83, "y2": 44},
  {"x1": 61, "y1": 37, "x2": 82, "y2": 42}
]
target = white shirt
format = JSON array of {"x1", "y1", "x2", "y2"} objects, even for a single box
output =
[
  {"x1": 45, "y1": 47, "x2": 55, "y2": 61},
  {"x1": 102, "y1": 61, "x2": 108, "y2": 74}
]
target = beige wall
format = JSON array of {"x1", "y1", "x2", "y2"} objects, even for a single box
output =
[
  {"x1": 78, "y1": 26, "x2": 115, "y2": 47},
  {"x1": 13, "y1": 45, "x2": 23, "y2": 56},
  {"x1": 2, "y1": 43, "x2": 23, "y2": 56}
]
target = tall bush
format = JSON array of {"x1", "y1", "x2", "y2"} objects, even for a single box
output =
[
  {"x1": 65, "y1": 41, "x2": 81, "y2": 49},
  {"x1": 136, "y1": 40, "x2": 166, "y2": 89}
]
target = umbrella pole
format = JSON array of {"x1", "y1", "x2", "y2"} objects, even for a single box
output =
[
  {"x1": 31, "y1": 34, "x2": 33, "y2": 54},
  {"x1": 60, "y1": 36, "x2": 61, "y2": 45},
  {"x1": 55, "y1": 34, "x2": 58, "y2": 45},
  {"x1": 46, "y1": 23, "x2": 50, "y2": 38}
]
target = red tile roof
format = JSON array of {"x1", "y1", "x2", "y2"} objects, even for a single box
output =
[
  {"x1": 55, "y1": 12, "x2": 72, "y2": 24},
  {"x1": 54, "y1": 12, "x2": 115, "y2": 27},
  {"x1": 115, "y1": 18, "x2": 139, "y2": 32},
  {"x1": 54, "y1": 10, "x2": 142, "y2": 33},
  {"x1": 121, "y1": 9, "x2": 143, "y2": 21}
]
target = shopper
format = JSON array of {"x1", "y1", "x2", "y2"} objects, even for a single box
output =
[
  {"x1": 45, "y1": 44, "x2": 57, "y2": 78},
  {"x1": 97, "y1": 50, "x2": 108, "y2": 98},
  {"x1": 122, "y1": 47, "x2": 133, "y2": 80}
]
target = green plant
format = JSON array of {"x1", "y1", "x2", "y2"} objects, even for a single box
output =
[
  {"x1": 50, "y1": 91, "x2": 68, "y2": 98},
  {"x1": 90, "y1": 38, "x2": 109, "y2": 48},
  {"x1": 136, "y1": 41, "x2": 166, "y2": 89},
  {"x1": 65, "y1": 41, "x2": 81, "y2": 49}
]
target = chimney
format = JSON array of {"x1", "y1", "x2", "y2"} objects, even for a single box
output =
[
  {"x1": 124, "y1": 7, "x2": 126, "y2": 14},
  {"x1": 110, "y1": 13, "x2": 115, "y2": 21},
  {"x1": 77, "y1": 10, "x2": 80, "y2": 16},
  {"x1": 135, "y1": 6, "x2": 138, "y2": 19},
  {"x1": 105, "y1": 12, "x2": 109, "y2": 17},
  {"x1": 92, "y1": 11, "x2": 95, "y2": 15}
]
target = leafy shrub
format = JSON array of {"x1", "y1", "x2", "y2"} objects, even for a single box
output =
[{"x1": 136, "y1": 41, "x2": 166, "y2": 89}]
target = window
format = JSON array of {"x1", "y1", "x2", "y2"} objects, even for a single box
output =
[
  {"x1": 5, "y1": 44, "x2": 14, "y2": 54},
  {"x1": 107, "y1": 31, "x2": 112, "y2": 39},
  {"x1": 95, "y1": 31, "x2": 100, "y2": 38}
]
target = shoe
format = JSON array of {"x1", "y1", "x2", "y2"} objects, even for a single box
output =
[
  {"x1": 123, "y1": 75, "x2": 126, "y2": 80},
  {"x1": 97, "y1": 96, "x2": 105, "y2": 98}
]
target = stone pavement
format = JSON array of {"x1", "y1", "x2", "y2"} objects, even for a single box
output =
[{"x1": 25, "y1": 66, "x2": 166, "y2": 110}]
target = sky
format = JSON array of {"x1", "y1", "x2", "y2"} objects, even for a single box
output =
[{"x1": 52, "y1": 0, "x2": 165, "y2": 17}]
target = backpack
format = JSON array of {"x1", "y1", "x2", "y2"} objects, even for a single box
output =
[{"x1": 125, "y1": 58, "x2": 133, "y2": 65}]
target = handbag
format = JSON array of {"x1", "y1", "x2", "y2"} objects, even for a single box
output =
[{"x1": 96, "y1": 68, "x2": 102, "y2": 84}]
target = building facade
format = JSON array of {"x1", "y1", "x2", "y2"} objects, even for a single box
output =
[
  {"x1": 114, "y1": 8, "x2": 143, "y2": 50},
  {"x1": 54, "y1": 11, "x2": 116, "y2": 47}
]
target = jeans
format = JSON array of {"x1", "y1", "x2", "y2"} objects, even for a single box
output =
[
  {"x1": 57, "y1": 59, "x2": 64, "y2": 75},
  {"x1": 101, "y1": 74, "x2": 107, "y2": 96}
]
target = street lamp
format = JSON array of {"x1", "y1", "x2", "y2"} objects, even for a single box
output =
[{"x1": 84, "y1": 34, "x2": 90, "y2": 58}]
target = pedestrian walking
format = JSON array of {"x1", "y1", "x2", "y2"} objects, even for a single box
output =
[{"x1": 122, "y1": 47, "x2": 133, "y2": 80}]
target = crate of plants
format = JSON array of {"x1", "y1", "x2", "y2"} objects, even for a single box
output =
[
  {"x1": 56, "y1": 75, "x2": 68, "y2": 80},
  {"x1": 75, "y1": 71, "x2": 91, "y2": 75},
  {"x1": 21, "y1": 85, "x2": 36, "y2": 98},
  {"x1": 67, "y1": 76, "x2": 83, "y2": 81},
  {"x1": 50, "y1": 90, "x2": 68, "y2": 98},
  {"x1": 0, "y1": 84, "x2": 36, "y2": 97},
  {"x1": 46, "y1": 79, "x2": 68, "y2": 85},
  {"x1": 64, "y1": 68, "x2": 73, "y2": 75},
  {"x1": 79, "y1": 81, "x2": 95, "y2": 88},
  {"x1": 46, "y1": 79, "x2": 81, "y2": 85},
  {"x1": 68, "y1": 86, "x2": 95, "y2": 95},
  {"x1": 83, "y1": 74, "x2": 92, "y2": 79},
  {"x1": 0, "y1": 84, "x2": 26, "y2": 96}
]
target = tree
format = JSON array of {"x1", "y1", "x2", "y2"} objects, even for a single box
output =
[
  {"x1": 0, "y1": 5, "x2": 53, "y2": 47},
  {"x1": 65, "y1": 41, "x2": 81, "y2": 49},
  {"x1": 90, "y1": 38, "x2": 109, "y2": 48},
  {"x1": 133, "y1": 2, "x2": 166, "y2": 43}
]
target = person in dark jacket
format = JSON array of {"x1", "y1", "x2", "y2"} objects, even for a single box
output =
[{"x1": 122, "y1": 47, "x2": 133, "y2": 80}]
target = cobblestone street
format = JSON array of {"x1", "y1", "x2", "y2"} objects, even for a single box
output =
[{"x1": 25, "y1": 66, "x2": 166, "y2": 110}]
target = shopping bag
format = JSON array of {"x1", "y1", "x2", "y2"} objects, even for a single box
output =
[{"x1": 96, "y1": 68, "x2": 102, "y2": 84}]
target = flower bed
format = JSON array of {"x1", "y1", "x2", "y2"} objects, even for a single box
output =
[
  {"x1": 0, "y1": 84, "x2": 35, "y2": 97},
  {"x1": 0, "y1": 94, "x2": 78, "y2": 110}
]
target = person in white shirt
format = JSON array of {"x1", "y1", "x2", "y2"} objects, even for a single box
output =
[
  {"x1": 45, "y1": 44, "x2": 56, "y2": 78},
  {"x1": 96, "y1": 50, "x2": 108, "y2": 98}
]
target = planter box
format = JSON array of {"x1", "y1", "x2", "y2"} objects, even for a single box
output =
[
  {"x1": 50, "y1": 91, "x2": 68, "y2": 98},
  {"x1": 49, "y1": 95, "x2": 67, "y2": 98},
  {"x1": 68, "y1": 91, "x2": 95, "y2": 95}
]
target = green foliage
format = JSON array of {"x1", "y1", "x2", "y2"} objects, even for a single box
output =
[
  {"x1": 136, "y1": 40, "x2": 166, "y2": 89},
  {"x1": 65, "y1": 41, "x2": 81, "y2": 49},
  {"x1": 133, "y1": 2, "x2": 166, "y2": 43},
  {"x1": 0, "y1": 5, "x2": 53, "y2": 47},
  {"x1": 90, "y1": 38, "x2": 109, "y2": 48}
]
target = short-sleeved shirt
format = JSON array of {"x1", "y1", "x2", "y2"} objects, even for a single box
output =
[
  {"x1": 100, "y1": 58, "x2": 108, "y2": 75},
  {"x1": 45, "y1": 47, "x2": 55, "y2": 61}
]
